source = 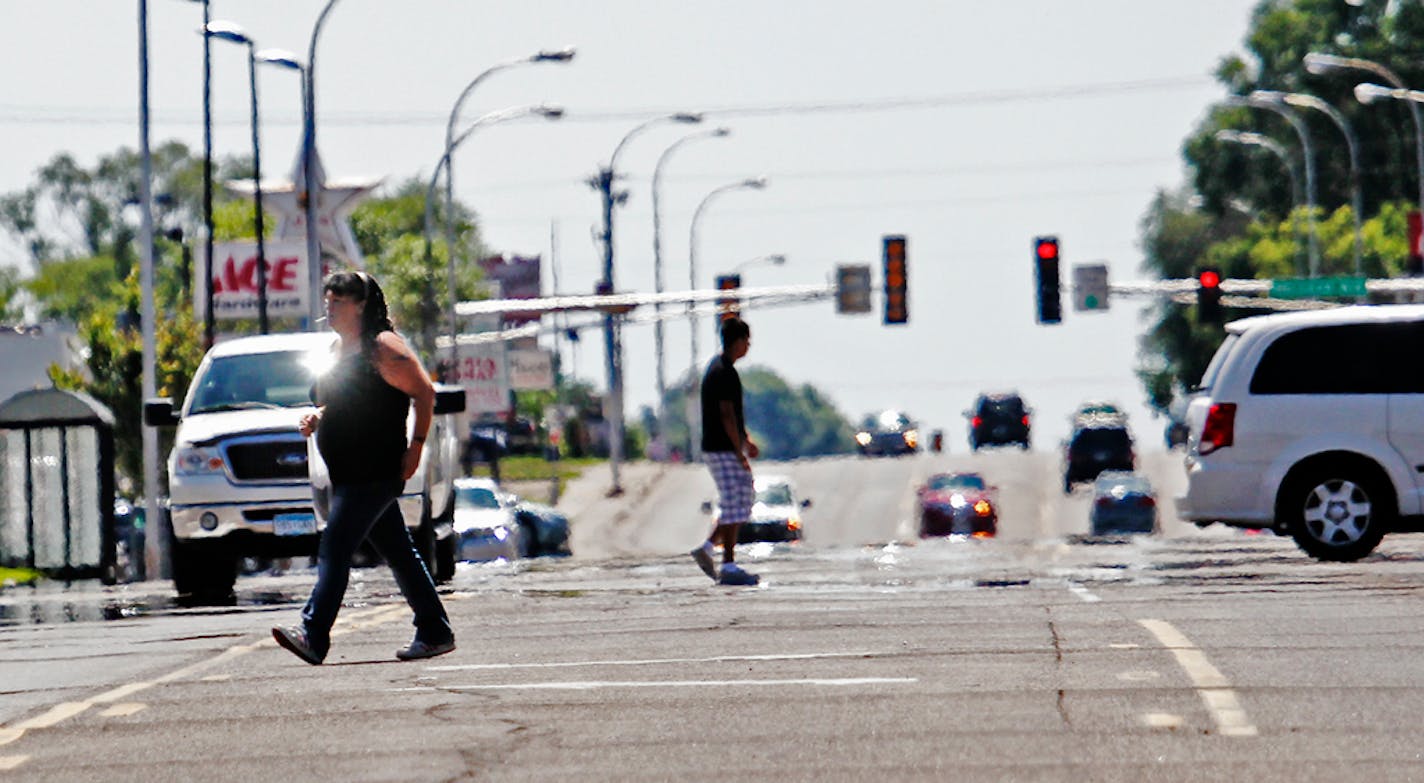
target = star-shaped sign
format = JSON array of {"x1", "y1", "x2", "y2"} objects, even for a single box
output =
[{"x1": 224, "y1": 146, "x2": 381, "y2": 269}]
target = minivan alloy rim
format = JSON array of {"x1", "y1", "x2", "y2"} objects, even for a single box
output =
[{"x1": 1302, "y1": 479, "x2": 1371, "y2": 545}]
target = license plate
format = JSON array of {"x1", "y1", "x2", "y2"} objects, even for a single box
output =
[{"x1": 273, "y1": 512, "x2": 317, "y2": 536}]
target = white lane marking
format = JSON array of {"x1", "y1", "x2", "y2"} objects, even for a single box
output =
[
  {"x1": 396, "y1": 677, "x2": 918, "y2": 692},
  {"x1": 0, "y1": 755, "x2": 29, "y2": 771},
  {"x1": 1139, "y1": 619, "x2": 1259, "y2": 737},
  {"x1": 1143, "y1": 712, "x2": 1184, "y2": 729},
  {"x1": 0, "y1": 729, "x2": 21, "y2": 747},
  {"x1": 1117, "y1": 670, "x2": 1161, "y2": 682},
  {"x1": 98, "y1": 703, "x2": 146, "y2": 718},
  {"x1": 1067, "y1": 583, "x2": 1101, "y2": 603},
  {"x1": 427, "y1": 650, "x2": 889, "y2": 672},
  {"x1": 1109, "y1": 643, "x2": 1140, "y2": 650}
]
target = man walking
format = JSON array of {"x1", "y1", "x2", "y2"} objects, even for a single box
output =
[{"x1": 691, "y1": 317, "x2": 760, "y2": 586}]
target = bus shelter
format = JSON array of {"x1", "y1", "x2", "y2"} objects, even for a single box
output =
[{"x1": 0, "y1": 387, "x2": 117, "y2": 583}]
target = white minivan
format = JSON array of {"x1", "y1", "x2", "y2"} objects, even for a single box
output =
[
  {"x1": 145, "y1": 333, "x2": 463, "y2": 600},
  {"x1": 1178, "y1": 304, "x2": 1424, "y2": 561}
]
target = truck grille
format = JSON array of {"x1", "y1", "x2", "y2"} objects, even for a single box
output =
[{"x1": 225, "y1": 438, "x2": 310, "y2": 481}]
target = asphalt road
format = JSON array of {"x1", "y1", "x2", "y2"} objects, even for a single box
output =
[{"x1": 6, "y1": 450, "x2": 1424, "y2": 781}]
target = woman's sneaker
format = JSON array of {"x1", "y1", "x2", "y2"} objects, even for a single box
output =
[
  {"x1": 396, "y1": 638, "x2": 456, "y2": 661},
  {"x1": 718, "y1": 563, "x2": 759, "y2": 586},
  {"x1": 272, "y1": 625, "x2": 325, "y2": 665}
]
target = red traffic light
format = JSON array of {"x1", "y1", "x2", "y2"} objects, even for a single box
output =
[
  {"x1": 1199, "y1": 269, "x2": 1221, "y2": 289},
  {"x1": 1036, "y1": 238, "x2": 1059, "y2": 261}
]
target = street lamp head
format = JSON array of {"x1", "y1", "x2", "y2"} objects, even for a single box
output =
[
  {"x1": 1248, "y1": 89, "x2": 1286, "y2": 104},
  {"x1": 1304, "y1": 52, "x2": 1348, "y2": 75},
  {"x1": 744, "y1": 176, "x2": 768, "y2": 189},
  {"x1": 256, "y1": 48, "x2": 303, "y2": 71},
  {"x1": 535, "y1": 104, "x2": 566, "y2": 120},
  {"x1": 671, "y1": 112, "x2": 704, "y2": 124},
  {"x1": 768, "y1": 253, "x2": 787, "y2": 265},
  {"x1": 1354, "y1": 82, "x2": 1391, "y2": 105},
  {"x1": 202, "y1": 20, "x2": 251, "y2": 45},
  {"x1": 534, "y1": 46, "x2": 576, "y2": 62},
  {"x1": 711, "y1": 126, "x2": 732, "y2": 137}
]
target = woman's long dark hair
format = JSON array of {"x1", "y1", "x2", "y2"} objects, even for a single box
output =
[{"x1": 324, "y1": 270, "x2": 394, "y2": 357}]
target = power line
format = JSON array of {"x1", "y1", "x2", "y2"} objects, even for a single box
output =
[{"x1": 0, "y1": 75, "x2": 1215, "y2": 129}]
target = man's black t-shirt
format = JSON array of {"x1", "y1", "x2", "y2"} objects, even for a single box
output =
[{"x1": 700, "y1": 354, "x2": 744, "y2": 453}]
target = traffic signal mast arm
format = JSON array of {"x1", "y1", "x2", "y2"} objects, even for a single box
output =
[{"x1": 453, "y1": 282, "x2": 835, "y2": 319}]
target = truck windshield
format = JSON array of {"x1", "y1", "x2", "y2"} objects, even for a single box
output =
[{"x1": 188, "y1": 351, "x2": 327, "y2": 414}]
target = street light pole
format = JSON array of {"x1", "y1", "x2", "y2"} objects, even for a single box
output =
[
  {"x1": 592, "y1": 112, "x2": 702, "y2": 494},
  {"x1": 1305, "y1": 52, "x2": 1424, "y2": 237},
  {"x1": 1215, "y1": 128, "x2": 1305, "y2": 274},
  {"x1": 1265, "y1": 90, "x2": 1365, "y2": 276},
  {"x1": 303, "y1": 0, "x2": 340, "y2": 329},
  {"x1": 186, "y1": 0, "x2": 215, "y2": 349},
  {"x1": 651, "y1": 126, "x2": 730, "y2": 431},
  {"x1": 687, "y1": 177, "x2": 767, "y2": 461},
  {"x1": 1234, "y1": 95, "x2": 1321, "y2": 277},
  {"x1": 420, "y1": 104, "x2": 564, "y2": 359},
  {"x1": 205, "y1": 20, "x2": 269, "y2": 333},
  {"x1": 731, "y1": 253, "x2": 787, "y2": 274},
  {"x1": 443, "y1": 48, "x2": 574, "y2": 375},
  {"x1": 138, "y1": 0, "x2": 163, "y2": 580}
]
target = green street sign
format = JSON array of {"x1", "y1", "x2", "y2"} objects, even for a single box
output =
[{"x1": 1270, "y1": 276, "x2": 1367, "y2": 300}]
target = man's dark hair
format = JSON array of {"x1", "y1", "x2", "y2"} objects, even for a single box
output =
[{"x1": 720, "y1": 317, "x2": 750, "y2": 348}]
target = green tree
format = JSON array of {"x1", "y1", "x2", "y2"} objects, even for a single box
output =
[
  {"x1": 1138, "y1": 0, "x2": 1424, "y2": 413},
  {"x1": 655, "y1": 365, "x2": 854, "y2": 459}
]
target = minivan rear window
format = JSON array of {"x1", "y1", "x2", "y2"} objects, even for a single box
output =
[
  {"x1": 1195, "y1": 334, "x2": 1239, "y2": 393},
  {"x1": 1249, "y1": 322, "x2": 1424, "y2": 395}
]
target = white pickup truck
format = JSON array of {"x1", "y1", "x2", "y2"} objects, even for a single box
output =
[{"x1": 144, "y1": 332, "x2": 464, "y2": 601}]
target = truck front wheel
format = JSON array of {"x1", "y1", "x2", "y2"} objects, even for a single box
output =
[{"x1": 171, "y1": 540, "x2": 238, "y2": 605}]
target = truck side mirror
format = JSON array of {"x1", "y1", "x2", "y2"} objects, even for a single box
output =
[
  {"x1": 435, "y1": 386, "x2": 466, "y2": 415},
  {"x1": 144, "y1": 398, "x2": 179, "y2": 427}
]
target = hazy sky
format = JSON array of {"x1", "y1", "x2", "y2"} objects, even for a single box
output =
[{"x1": 0, "y1": 0, "x2": 1266, "y2": 449}]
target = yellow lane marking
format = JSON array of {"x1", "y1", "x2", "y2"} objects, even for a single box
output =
[
  {"x1": 98, "y1": 703, "x2": 147, "y2": 718},
  {"x1": 0, "y1": 755, "x2": 29, "y2": 771},
  {"x1": 1139, "y1": 618, "x2": 1259, "y2": 737},
  {"x1": 13, "y1": 702, "x2": 90, "y2": 730},
  {"x1": 0, "y1": 598, "x2": 417, "y2": 747}
]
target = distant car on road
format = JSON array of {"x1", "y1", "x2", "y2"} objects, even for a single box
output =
[
  {"x1": 512, "y1": 501, "x2": 572, "y2": 557},
  {"x1": 1089, "y1": 471, "x2": 1158, "y2": 535},
  {"x1": 702, "y1": 474, "x2": 810, "y2": 543},
  {"x1": 855, "y1": 410, "x2": 919, "y2": 456},
  {"x1": 452, "y1": 477, "x2": 523, "y2": 562},
  {"x1": 916, "y1": 472, "x2": 997, "y2": 538},
  {"x1": 966, "y1": 392, "x2": 1031, "y2": 450},
  {"x1": 1064, "y1": 416, "x2": 1135, "y2": 493}
]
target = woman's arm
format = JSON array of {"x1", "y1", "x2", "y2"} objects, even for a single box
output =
[{"x1": 373, "y1": 332, "x2": 436, "y2": 479}]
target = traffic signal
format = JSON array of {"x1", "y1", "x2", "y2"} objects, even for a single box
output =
[
  {"x1": 715, "y1": 273, "x2": 741, "y2": 322},
  {"x1": 835, "y1": 264, "x2": 873, "y2": 314},
  {"x1": 1033, "y1": 236, "x2": 1061, "y2": 324},
  {"x1": 1198, "y1": 267, "x2": 1223, "y2": 324},
  {"x1": 883, "y1": 235, "x2": 908, "y2": 325}
]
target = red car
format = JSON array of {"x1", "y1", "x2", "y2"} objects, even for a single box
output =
[{"x1": 917, "y1": 472, "x2": 998, "y2": 538}]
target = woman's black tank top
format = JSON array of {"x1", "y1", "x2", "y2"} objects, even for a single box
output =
[{"x1": 315, "y1": 340, "x2": 410, "y2": 484}]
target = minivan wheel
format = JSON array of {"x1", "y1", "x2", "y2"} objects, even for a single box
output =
[{"x1": 1282, "y1": 464, "x2": 1391, "y2": 562}]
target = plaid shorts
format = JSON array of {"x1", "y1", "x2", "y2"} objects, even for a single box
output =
[{"x1": 705, "y1": 451, "x2": 754, "y2": 526}]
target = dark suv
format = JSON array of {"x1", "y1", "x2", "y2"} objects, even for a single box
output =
[
  {"x1": 967, "y1": 393, "x2": 1031, "y2": 450},
  {"x1": 1063, "y1": 417, "x2": 1134, "y2": 493}
]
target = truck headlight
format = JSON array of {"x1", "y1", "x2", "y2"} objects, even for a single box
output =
[{"x1": 174, "y1": 446, "x2": 225, "y2": 476}]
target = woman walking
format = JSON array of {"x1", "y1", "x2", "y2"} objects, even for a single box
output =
[{"x1": 272, "y1": 271, "x2": 455, "y2": 664}]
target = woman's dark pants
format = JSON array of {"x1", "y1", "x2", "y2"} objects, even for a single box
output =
[{"x1": 300, "y1": 480, "x2": 452, "y2": 658}]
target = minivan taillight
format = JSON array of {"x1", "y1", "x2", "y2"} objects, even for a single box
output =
[{"x1": 1198, "y1": 403, "x2": 1236, "y2": 455}]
